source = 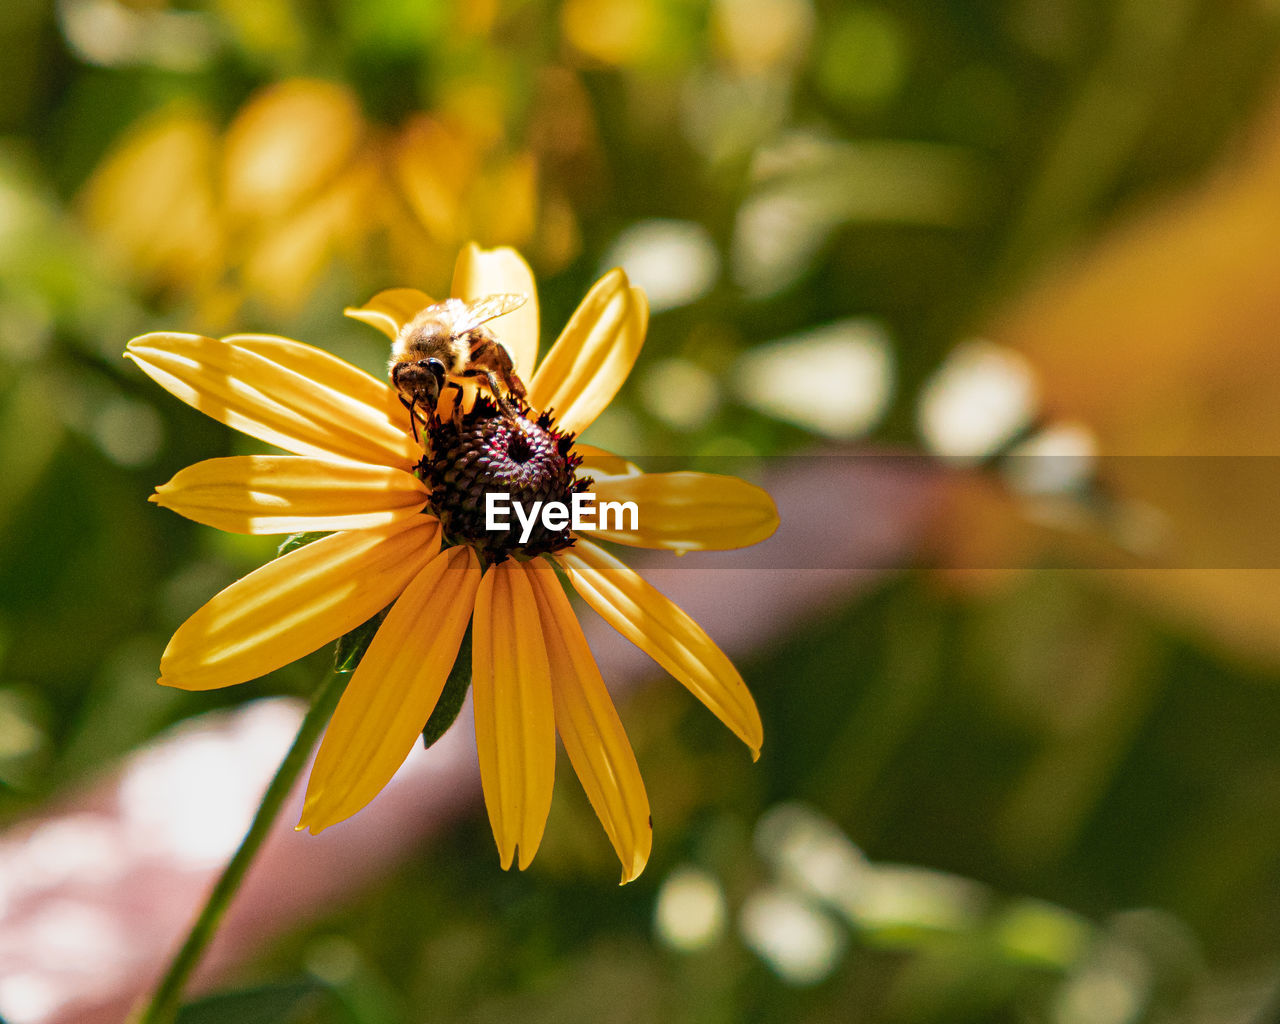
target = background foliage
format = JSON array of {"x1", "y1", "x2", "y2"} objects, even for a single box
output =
[{"x1": 3, "y1": 0, "x2": 1280, "y2": 1021}]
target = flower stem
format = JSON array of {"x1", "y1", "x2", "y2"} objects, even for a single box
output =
[{"x1": 131, "y1": 668, "x2": 347, "y2": 1024}]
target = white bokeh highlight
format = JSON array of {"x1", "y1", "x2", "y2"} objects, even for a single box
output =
[
  {"x1": 918, "y1": 339, "x2": 1039, "y2": 460},
  {"x1": 640, "y1": 357, "x2": 722, "y2": 431},
  {"x1": 601, "y1": 220, "x2": 721, "y2": 313},
  {"x1": 654, "y1": 866, "x2": 728, "y2": 953},
  {"x1": 739, "y1": 887, "x2": 846, "y2": 985},
  {"x1": 735, "y1": 319, "x2": 893, "y2": 438}
]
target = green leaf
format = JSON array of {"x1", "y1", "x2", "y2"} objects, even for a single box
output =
[
  {"x1": 334, "y1": 611, "x2": 386, "y2": 673},
  {"x1": 175, "y1": 980, "x2": 328, "y2": 1024},
  {"x1": 422, "y1": 625, "x2": 471, "y2": 749},
  {"x1": 277, "y1": 531, "x2": 329, "y2": 558}
]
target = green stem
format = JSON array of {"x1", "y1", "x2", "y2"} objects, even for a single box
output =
[{"x1": 131, "y1": 669, "x2": 347, "y2": 1024}]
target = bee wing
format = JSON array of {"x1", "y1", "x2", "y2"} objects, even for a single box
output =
[{"x1": 452, "y1": 293, "x2": 529, "y2": 333}]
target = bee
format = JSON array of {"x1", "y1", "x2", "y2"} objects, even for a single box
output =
[{"x1": 390, "y1": 293, "x2": 529, "y2": 436}]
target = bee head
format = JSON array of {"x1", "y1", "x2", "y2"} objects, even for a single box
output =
[{"x1": 393, "y1": 357, "x2": 448, "y2": 408}]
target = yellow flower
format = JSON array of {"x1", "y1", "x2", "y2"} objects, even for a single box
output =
[
  {"x1": 126, "y1": 244, "x2": 778, "y2": 882},
  {"x1": 83, "y1": 79, "x2": 585, "y2": 323}
]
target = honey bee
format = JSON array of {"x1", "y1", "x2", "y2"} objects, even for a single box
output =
[{"x1": 390, "y1": 293, "x2": 529, "y2": 435}]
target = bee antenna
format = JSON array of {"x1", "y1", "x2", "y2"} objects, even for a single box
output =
[{"x1": 398, "y1": 395, "x2": 425, "y2": 444}]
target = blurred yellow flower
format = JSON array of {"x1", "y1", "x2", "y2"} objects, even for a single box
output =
[
  {"x1": 126, "y1": 244, "x2": 777, "y2": 882},
  {"x1": 82, "y1": 79, "x2": 579, "y2": 321},
  {"x1": 561, "y1": 0, "x2": 663, "y2": 67},
  {"x1": 78, "y1": 104, "x2": 225, "y2": 302}
]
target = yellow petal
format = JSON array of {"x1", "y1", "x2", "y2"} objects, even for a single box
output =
[
  {"x1": 526, "y1": 559, "x2": 651, "y2": 883},
  {"x1": 557, "y1": 540, "x2": 763, "y2": 757},
  {"x1": 574, "y1": 444, "x2": 642, "y2": 482},
  {"x1": 451, "y1": 243, "x2": 540, "y2": 383},
  {"x1": 126, "y1": 333, "x2": 419, "y2": 469},
  {"x1": 527, "y1": 270, "x2": 648, "y2": 437},
  {"x1": 160, "y1": 517, "x2": 440, "y2": 691},
  {"x1": 343, "y1": 288, "x2": 436, "y2": 341},
  {"x1": 472, "y1": 559, "x2": 556, "y2": 870},
  {"x1": 225, "y1": 332, "x2": 414, "y2": 438},
  {"x1": 300, "y1": 545, "x2": 480, "y2": 832},
  {"x1": 589, "y1": 472, "x2": 779, "y2": 552},
  {"x1": 151, "y1": 455, "x2": 429, "y2": 534}
]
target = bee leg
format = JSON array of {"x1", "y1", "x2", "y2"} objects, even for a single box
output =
[
  {"x1": 500, "y1": 367, "x2": 527, "y2": 402},
  {"x1": 458, "y1": 368, "x2": 520, "y2": 421},
  {"x1": 442, "y1": 381, "x2": 466, "y2": 425},
  {"x1": 487, "y1": 371, "x2": 522, "y2": 421}
]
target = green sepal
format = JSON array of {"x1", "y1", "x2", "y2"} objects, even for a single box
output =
[
  {"x1": 422, "y1": 625, "x2": 472, "y2": 749},
  {"x1": 334, "y1": 611, "x2": 385, "y2": 674},
  {"x1": 277, "y1": 531, "x2": 329, "y2": 557}
]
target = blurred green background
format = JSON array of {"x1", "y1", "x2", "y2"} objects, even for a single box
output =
[{"x1": 4, "y1": 0, "x2": 1280, "y2": 1021}]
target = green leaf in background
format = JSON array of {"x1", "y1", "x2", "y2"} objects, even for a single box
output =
[
  {"x1": 175, "y1": 980, "x2": 328, "y2": 1024},
  {"x1": 422, "y1": 625, "x2": 471, "y2": 750},
  {"x1": 276, "y1": 532, "x2": 330, "y2": 558}
]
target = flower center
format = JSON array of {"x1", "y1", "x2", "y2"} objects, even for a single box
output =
[{"x1": 419, "y1": 398, "x2": 588, "y2": 561}]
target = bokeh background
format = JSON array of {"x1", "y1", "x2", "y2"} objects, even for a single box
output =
[{"x1": 4, "y1": 0, "x2": 1280, "y2": 1021}]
